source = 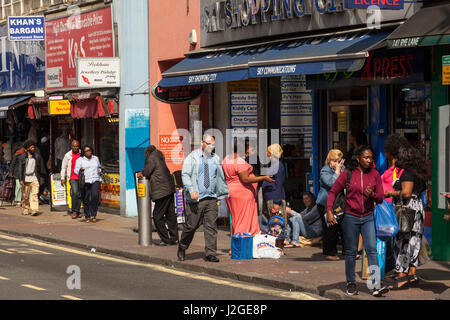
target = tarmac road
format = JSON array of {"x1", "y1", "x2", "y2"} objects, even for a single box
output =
[{"x1": 0, "y1": 233, "x2": 321, "y2": 301}]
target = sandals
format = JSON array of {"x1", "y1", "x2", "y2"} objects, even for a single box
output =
[
  {"x1": 83, "y1": 218, "x2": 91, "y2": 223},
  {"x1": 91, "y1": 217, "x2": 97, "y2": 223},
  {"x1": 389, "y1": 275, "x2": 418, "y2": 290}
]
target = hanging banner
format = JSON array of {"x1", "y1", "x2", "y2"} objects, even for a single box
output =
[
  {"x1": 0, "y1": 24, "x2": 45, "y2": 92},
  {"x1": 45, "y1": 6, "x2": 114, "y2": 90},
  {"x1": 48, "y1": 100, "x2": 71, "y2": 115}
]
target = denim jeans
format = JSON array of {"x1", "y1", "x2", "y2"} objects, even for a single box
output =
[
  {"x1": 69, "y1": 179, "x2": 82, "y2": 214},
  {"x1": 290, "y1": 215, "x2": 318, "y2": 242},
  {"x1": 81, "y1": 181, "x2": 100, "y2": 219},
  {"x1": 341, "y1": 213, "x2": 378, "y2": 283}
]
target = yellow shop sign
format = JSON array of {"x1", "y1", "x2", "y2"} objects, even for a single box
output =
[{"x1": 49, "y1": 100, "x2": 71, "y2": 115}]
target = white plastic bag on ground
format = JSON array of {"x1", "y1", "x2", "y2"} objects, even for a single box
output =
[{"x1": 253, "y1": 234, "x2": 280, "y2": 259}]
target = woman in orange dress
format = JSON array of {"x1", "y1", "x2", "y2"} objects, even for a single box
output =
[{"x1": 222, "y1": 140, "x2": 274, "y2": 236}]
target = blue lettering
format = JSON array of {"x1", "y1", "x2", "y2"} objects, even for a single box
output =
[
  {"x1": 225, "y1": 0, "x2": 233, "y2": 28},
  {"x1": 283, "y1": 0, "x2": 293, "y2": 19},
  {"x1": 272, "y1": 0, "x2": 280, "y2": 21},
  {"x1": 315, "y1": 0, "x2": 325, "y2": 13},
  {"x1": 261, "y1": 0, "x2": 271, "y2": 23},
  {"x1": 241, "y1": 0, "x2": 251, "y2": 26},
  {"x1": 293, "y1": 0, "x2": 305, "y2": 17}
]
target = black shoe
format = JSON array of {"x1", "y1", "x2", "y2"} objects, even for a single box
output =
[
  {"x1": 177, "y1": 246, "x2": 185, "y2": 261},
  {"x1": 204, "y1": 255, "x2": 220, "y2": 263},
  {"x1": 155, "y1": 241, "x2": 169, "y2": 246},
  {"x1": 168, "y1": 240, "x2": 179, "y2": 246},
  {"x1": 346, "y1": 282, "x2": 358, "y2": 296}
]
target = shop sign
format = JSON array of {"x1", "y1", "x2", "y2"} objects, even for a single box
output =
[
  {"x1": 77, "y1": 57, "x2": 120, "y2": 88},
  {"x1": 346, "y1": 0, "x2": 404, "y2": 10},
  {"x1": 0, "y1": 24, "x2": 45, "y2": 93},
  {"x1": 306, "y1": 49, "x2": 424, "y2": 89},
  {"x1": 230, "y1": 92, "x2": 258, "y2": 139},
  {"x1": 100, "y1": 173, "x2": 120, "y2": 207},
  {"x1": 159, "y1": 135, "x2": 185, "y2": 162},
  {"x1": 45, "y1": 6, "x2": 114, "y2": 90},
  {"x1": 200, "y1": 0, "x2": 416, "y2": 47},
  {"x1": 443, "y1": 56, "x2": 450, "y2": 86},
  {"x1": 8, "y1": 16, "x2": 45, "y2": 41},
  {"x1": 50, "y1": 174, "x2": 67, "y2": 206},
  {"x1": 227, "y1": 79, "x2": 260, "y2": 92},
  {"x1": 49, "y1": 100, "x2": 71, "y2": 115},
  {"x1": 151, "y1": 84, "x2": 204, "y2": 104}
]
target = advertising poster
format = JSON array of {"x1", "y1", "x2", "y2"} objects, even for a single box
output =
[
  {"x1": 45, "y1": 6, "x2": 114, "y2": 89},
  {"x1": 50, "y1": 174, "x2": 67, "y2": 206},
  {"x1": 280, "y1": 75, "x2": 313, "y2": 158},
  {"x1": 230, "y1": 92, "x2": 258, "y2": 140},
  {"x1": 100, "y1": 173, "x2": 120, "y2": 208}
]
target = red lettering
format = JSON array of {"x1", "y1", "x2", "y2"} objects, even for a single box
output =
[
  {"x1": 382, "y1": 57, "x2": 390, "y2": 80},
  {"x1": 393, "y1": 0, "x2": 399, "y2": 5},
  {"x1": 379, "y1": 0, "x2": 386, "y2": 5},
  {"x1": 390, "y1": 56, "x2": 398, "y2": 78},
  {"x1": 406, "y1": 54, "x2": 414, "y2": 78},
  {"x1": 399, "y1": 55, "x2": 406, "y2": 78},
  {"x1": 373, "y1": 58, "x2": 382, "y2": 80},
  {"x1": 361, "y1": 53, "x2": 373, "y2": 80}
]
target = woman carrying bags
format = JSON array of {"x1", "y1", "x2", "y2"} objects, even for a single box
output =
[
  {"x1": 386, "y1": 145, "x2": 428, "y2": 290},
  {"x1": 327, "y1": 145, "x2": 389, "y2": 297},
  {"x1": 74, "y1": 146, "x2": 102, "y2": 223}
]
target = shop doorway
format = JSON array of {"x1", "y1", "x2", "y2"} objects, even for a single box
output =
[{"x1": 327, "y1": 88, "x2": 369, "y2": 162}]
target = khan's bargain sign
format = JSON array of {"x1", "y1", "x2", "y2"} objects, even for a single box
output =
[{"x1": 45, "y1": 6, "x2": 114, "y2": 90}]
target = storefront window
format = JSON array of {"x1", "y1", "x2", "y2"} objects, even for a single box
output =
[{"x1": 394, "y1": 84, "x2": 432, "y2": 206}]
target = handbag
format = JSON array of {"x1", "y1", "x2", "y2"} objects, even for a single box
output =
[
  {"x1": 393, "y1": 193, "x2": 416, "y2": 234},
  {"x1": 78, "y1": 170, "x2": 85, "y2": 189},
  {"x1": 328, "y1": 170, "x2": 352, "y2": 225}
]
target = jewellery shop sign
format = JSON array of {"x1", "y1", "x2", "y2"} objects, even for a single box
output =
[{"x1": 77, "y1": 58, "x2": 121, "y2": 88}]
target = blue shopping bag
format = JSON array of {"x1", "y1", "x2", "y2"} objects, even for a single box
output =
[
  {"x1": 231, "y1": 232, "x2": 253, "y2": 260},
  {"x1": 362, "y1": 238, "x2": 387, "y2": 280},
  {"x1": 374, "y1": 200, "x2": 398, "y2": 240}
]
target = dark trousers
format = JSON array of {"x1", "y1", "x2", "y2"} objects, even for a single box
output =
[
  {"x1": 81, "y1": 181, "x2": 99, "y2": 218},
  {"x1": 179, "y1": 198, "x2": 218, "y2": 257},
  {"x1": 318, "y1": 204, "x2": 345, "y2": 256},
  {"x1": 153, "y1": 194, "x2": 179, "y2": 244},
  {"x1": 69, "y1": 179, "x2": 82, "y2": 214}
]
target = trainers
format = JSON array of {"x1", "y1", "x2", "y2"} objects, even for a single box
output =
[
  {"x1": 346, "y1": 282, "x2": 358, "y2": 296},
  {"x1": 371, "y1": 285, "x2": 389, "y2": 297}
]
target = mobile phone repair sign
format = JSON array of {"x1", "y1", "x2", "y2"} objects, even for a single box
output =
[{"x1": 8, "y1": 16, "x2": 45, "y2": 41}]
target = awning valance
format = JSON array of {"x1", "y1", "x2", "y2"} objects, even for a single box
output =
[
  {"x1": 387, "y1": 4, "x2": 450, "y2": 49},
  {"x1": 0, "y1": 95, "x2": 33, "y2": 110},
  {"x1": 159, "y1": 29, "x2": 392, "y2": 87}
]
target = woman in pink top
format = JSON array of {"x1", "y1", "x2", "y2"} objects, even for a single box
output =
[
  {"x1": 222, "y1": 140, "x2": 274, "y2": 236},
  {"x1": 382, "y1": 134, "x2": 409, "y2": 202}
]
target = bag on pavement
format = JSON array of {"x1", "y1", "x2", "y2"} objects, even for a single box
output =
[
  {"x1": 231, "y1": 232, "x2": 253, "y2": 260},
  {"x1": 374, "y1": 200, "x2": 398, "y2": 240},
  {"x1": 252, "y1": 234, "x2": 280, "y2": 259},
  {"x1": 361, "y1": 237, "x2": 386, "y2": 280},
  {"x1": 418, "y1": 236, "x2": 432, "y2": 265},
  {"x1": 78, "y1": 170, "x2": 85, "y2": 189}
]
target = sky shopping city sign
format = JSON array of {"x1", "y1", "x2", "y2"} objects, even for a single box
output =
[{"x1": 8, "y1": 16, "x2": 45, "y2": 41}]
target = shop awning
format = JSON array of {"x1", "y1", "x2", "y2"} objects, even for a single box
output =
[
  {"x1": 159, "y1": 49, "x2": 253, "y2": 87},
  {"x1": 248, "y1": 30, "x2": 392, "y2": 78},
  {"x1": 0, "y1": 95, "x2": 33, "y2": 110},
  {"x1": 159, "y1": 29, "x2": 392, "y2": 86},
  {"x1": 386, "y1": 4, "x2": 450, "y2": 49}
]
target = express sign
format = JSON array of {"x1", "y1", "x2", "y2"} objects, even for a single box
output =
[{"x1": 45, "y1": 6, "x2": 114, "y2": 90}]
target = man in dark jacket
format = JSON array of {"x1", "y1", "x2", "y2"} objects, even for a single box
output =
[
  {"x1": 140, "y1": 145, "x2": 178, "y2": 246},
  {"x1": 18, "y1": 140, "x2": 46, "y2": 216},
  {"x1": 9, "y1": 145, "x2": 25, "y2": 206}
]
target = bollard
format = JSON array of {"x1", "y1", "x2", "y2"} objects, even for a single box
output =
[{"x1": 136, "y1": 175, "x2": 152, "y2": 246}]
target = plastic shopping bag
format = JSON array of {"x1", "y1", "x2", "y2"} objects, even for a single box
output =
[
  {"x1": 252, "y1": 234, "x2": 280, "y2": 259},
  {"x1": 361, "y1": 238, "x2": 386, "y2": 280},
  {"x1": 374, "y1": 200, "x2": 398, "y2": 240},
  {"x1": 231, "y1": 232, "x2": 253, "y2": 260}
]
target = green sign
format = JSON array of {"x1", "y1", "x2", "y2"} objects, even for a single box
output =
[{"x1": 387, "y1": 35, "x2": 450, "y2": 49}]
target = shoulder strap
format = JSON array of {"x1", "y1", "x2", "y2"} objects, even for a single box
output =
[{"x1": 345, "y1": 170, "x2": 352, "y2": 194}]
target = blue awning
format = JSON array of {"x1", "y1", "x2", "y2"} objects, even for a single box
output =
[
  {"x1": 248, "y1": 30, "x2": 392, "y2": 78},
  {"x1": 159, "y1": 49, "x2": 256, "y2": 87},
  {"x1": 0, "y1": 95, "x2": 32, "y2": 111},
  {"x1": 159, "y1": 30, "x2": 392, "y2": 87}
]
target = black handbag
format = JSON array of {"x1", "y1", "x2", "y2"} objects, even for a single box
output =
[
  {"x1": 393, "y1": 193, "x2": 416, "y2": 234},
  {"x1": 329, "y1": 170, "x2": 352, "y2": 224},
  {"x1": 78, "y1": 170, "x2": 85, "y2": 189}
]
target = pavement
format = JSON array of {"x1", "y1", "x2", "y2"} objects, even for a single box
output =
[{"x1": 0, "y1": 204, "x2": 449, "y2": 300}]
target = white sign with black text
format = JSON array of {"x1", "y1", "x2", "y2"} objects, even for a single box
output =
[{"x1": 77, "y1": 58, "x2": 120, "y2": 88}]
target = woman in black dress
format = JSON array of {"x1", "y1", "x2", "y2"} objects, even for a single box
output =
[{"x1": 384, "y1": 145, "x2": 428, "y2": 289}]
